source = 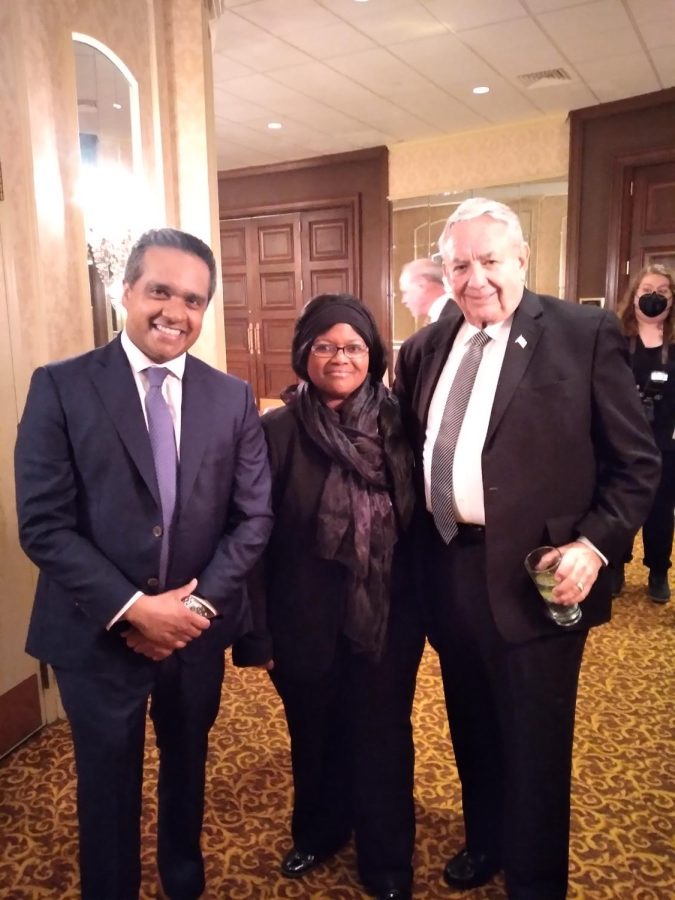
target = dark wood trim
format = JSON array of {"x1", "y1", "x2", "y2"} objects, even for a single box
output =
[
  {"x1": 569, "y1": 86, "x2": 675, "y2": 122},
  {"x1": 604, "y1": 147, "x2": 675, "y2": 309},
  {"x1": 0, "y1": 673, "x2": 43, "y2": 758},
  {"x1": 565, "y1": 114, "x2": 584, "y2": 301},
  {"x1": 219, "y1": 195, "x2": 361, "y2": 223},
  {"x1": 218, "y1": 146, "x2": 387, "y2": 181}
]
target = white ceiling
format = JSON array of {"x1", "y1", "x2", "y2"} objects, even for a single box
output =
[{"x1": 211, "y1": 0, "x2": 675, "y2": 171}]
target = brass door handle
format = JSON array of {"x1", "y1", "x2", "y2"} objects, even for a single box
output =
[
  {"x1": 254, "y1": 323, "x2": 261, "y2": 355},
  {"x1": 247, "y1": 323, "x2": 254, "y2": 354}
]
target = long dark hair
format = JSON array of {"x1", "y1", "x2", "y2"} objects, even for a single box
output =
[{"x1": 617, "y1": 263, "x2": 675, "y2": 345}]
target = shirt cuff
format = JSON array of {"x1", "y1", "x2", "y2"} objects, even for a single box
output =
[
  {"x1": 106, "y1": 591, "x2": 143, "y2": 630},
  {"x1": 578, "y1": 536, "x2": 608, "y2": 566}
]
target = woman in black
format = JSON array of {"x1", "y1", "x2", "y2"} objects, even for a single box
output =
[
  {"x1": 234, "y1": 294, "x2": 423, "y2": 899},
  {"x1": 616, "y1": 263, "x2": 675, "y2": 602}
]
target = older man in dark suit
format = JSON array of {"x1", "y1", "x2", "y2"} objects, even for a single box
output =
[
  {"x1": 15, "y1": 229, "x2": 272, "y2": 900},
  {"x1": 394, "y1": 199, "x2": 659, "y2": 899}
]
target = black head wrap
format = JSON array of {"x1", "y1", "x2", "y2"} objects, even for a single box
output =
[{"x1": 291, "y1": 293, "x2": 387, "y2": 382}]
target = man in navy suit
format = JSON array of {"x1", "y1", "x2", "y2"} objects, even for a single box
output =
[
  {"x1": 15, "y1": 229, "x2": 273, "y2": 900},
  {"x1": 394, "y1": 199, "x2": 660, "y2": 899}
]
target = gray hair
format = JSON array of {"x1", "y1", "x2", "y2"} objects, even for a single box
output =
[
  {"x1": 124, "y1": 228, "x2": 217, "y2": 301},
  {"x1": 401, "y1": 257, "x2": 444, "y2": 285},
  {"x1": 438, "y1": 198, "x2": 525, "y2": 258}
]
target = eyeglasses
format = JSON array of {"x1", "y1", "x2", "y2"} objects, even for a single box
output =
[{"x1": 310, "y1": 341, "x2": 369, "y2": 359}]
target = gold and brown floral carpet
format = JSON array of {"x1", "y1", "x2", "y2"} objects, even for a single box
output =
[{"x1": 1, "y1": 552, "x2": 673, "y2": 899}]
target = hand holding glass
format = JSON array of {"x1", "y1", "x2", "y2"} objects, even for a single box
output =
[{"x1": 524, "y1": 546, "x2": 582, "y2": 627}]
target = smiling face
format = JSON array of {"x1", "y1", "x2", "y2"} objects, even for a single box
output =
[
  {"x1": 633, "y1": 272, "x2": 673, "y2": 325},
  {"x1": 442, "y1": 215, "x2": 529, "y2": 327},
  {"x1": 305, "y1": 322, "x2": 370, "y2": 408},
  {"x1": 122, "y1": 246, "x2": 210, "y2": 362}
]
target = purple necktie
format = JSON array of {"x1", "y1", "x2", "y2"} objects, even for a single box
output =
[
  {"x1": 430, "y1": 330, "x2": 491, "y2": 544},
  {"x1": 144, "y1": 367, "x2": 178, "y2": 587}
]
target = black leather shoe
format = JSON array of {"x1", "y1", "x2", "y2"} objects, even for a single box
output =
[
  {"x1": 375, "y1": 891, "x2": 411, "y2": 900},
  {"x1": 443, "y1": 848, "x2": 500, "y2": 890},
  {"x1": 280, "y1": 848, "x2": 323, "y2": 878},
  {"x1": 648, "y1": 571, "x2": 670, "y2": 603}
]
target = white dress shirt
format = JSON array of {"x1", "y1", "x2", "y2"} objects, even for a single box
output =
[
  {"x1": 107, "y1": 331, "x2": 186, "y2": 627},
  {"x1": 424, "y1": 317, "x2": 512, "y2": 523}
]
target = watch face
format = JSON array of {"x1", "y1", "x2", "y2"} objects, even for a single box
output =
[{"x1": 182, "y1": 594, "x2": 217, "y2": 619}]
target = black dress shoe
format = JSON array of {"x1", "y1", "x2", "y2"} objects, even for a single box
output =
[
  {"x1": 375, "y1": 888, "x2": 412, "y2": 900},
  {"x1": 375, "y1": 891, "x2": 411, "y2": 900},
  {"x1": 280, "y1": 847, "x2": 323, "y2": 878},
  {"x1": 443, "y1": 848, "x2": 500, "y2": 890}
]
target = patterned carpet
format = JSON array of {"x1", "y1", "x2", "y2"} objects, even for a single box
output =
[{"x1": 1, "y1": 549, "x2": 673, "y2": 899}]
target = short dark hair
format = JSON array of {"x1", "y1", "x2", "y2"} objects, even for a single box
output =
[{"x1": 124, "y1": 228, "x2": 217, "y2": 301}]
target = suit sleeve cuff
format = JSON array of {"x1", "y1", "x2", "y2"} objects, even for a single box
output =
[
  {"x1": 106, "y1": 591, "x2": 143, "y2": 630},
  {"x1": 578, "y1": 536, "x2": 608, "y2": 566}
]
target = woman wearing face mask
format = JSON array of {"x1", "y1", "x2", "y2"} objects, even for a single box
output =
[{"x1": 615, "y1": 263, "x2": 675, "y2": 602}]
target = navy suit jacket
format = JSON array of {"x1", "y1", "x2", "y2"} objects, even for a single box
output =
[
  {"x1": 394, "y1": 289, "x2": 661, "y2": 643},
  {"x1": 15, "y1": 336, "x2": 273, "y2": 670}
]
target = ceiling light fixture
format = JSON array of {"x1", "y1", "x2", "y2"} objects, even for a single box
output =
[
  {"x1": 267, "y1": 121, "x2": 282, "y2": 130},
  {"x1": 473, "y1": 86, "x2": 490, "y2": 95},
  {"x1": 113, "y1": 102, "x2": 122, "y2": 110}
]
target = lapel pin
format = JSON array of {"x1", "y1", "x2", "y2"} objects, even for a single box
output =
[{"x1": 515, "y1": 334, "x2": 527, "y2": 349}]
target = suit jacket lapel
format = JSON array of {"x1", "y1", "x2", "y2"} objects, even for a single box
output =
[
  {"x1": 418, "y1": 316, "x2": 464, "y2": 432},
  {"x1": 178, "y1": 356, "x2": 211, "y2": 514},
  {"x1": 486, "y1": 290, "x2": 543, "y2": 444},
  {"x1": 89, "y1": 337, "x2": 160, "y2": 506}
]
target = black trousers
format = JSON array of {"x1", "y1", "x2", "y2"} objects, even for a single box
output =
[
  {"x1": 55, "y1": 647, "x2": 224, "y2": 900},
  {"x1": 638, "y1": 449, "x2": 675, "y2": 573},
  {"x1": 270, "y1": 592, "x2": 424, "y2": 894},
  {"x1": 425, "y1": 525, "x2": 586, "y2": 900}
]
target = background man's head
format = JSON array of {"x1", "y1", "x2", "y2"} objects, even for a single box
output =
[
  {"x1": 122, "y1": 228, "x2": 217, "y2": 363},
  {"x1": 399, "y1": 258, "x2": 446, "y2": 319},
  {"x1": 438, "y1": 198, "x2": 529, "y2": 327}
]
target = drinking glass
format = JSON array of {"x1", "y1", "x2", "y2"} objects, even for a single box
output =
[{"x1": 524, "y1": 546, "x2": 582, "y2": 627}]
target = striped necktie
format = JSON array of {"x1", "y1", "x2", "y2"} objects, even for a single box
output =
[
  {"x1": 430, "y1": 330, "x2": 491, "y2": 544},
  {"x1": 144, "y1": 367, "x2": 178, "y2": 586}
]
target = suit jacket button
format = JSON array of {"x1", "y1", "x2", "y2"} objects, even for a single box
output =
[
  {"x1": 152, "y1": 525, "x2": 163, "y2": 537},
  {"x1": 147, "y1": 577, "x2": 159, "y2": 589}
]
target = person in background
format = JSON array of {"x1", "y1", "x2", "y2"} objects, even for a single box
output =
[
  {"x1": 399, "y1": 257, "x2": 452, "y2": 325},
  {"x1": 394, "y1": 198, "x2": 660, "y2": 899},
  {"x1": 614, "y1": 263, "x2": 675, "y2": 602},
  {"x1": 15, "y1": 229, "x2": 273, "y2": 900},
  {"x1": 234, "y1": 293, "x2": 423, "y2": 900}
]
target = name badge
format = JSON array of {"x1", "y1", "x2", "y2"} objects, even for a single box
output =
[{"x1": 650, "y1": 370, "x2": 668, "y2": 383}]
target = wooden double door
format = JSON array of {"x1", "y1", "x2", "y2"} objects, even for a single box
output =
[{"x1": 220, "y1": 203, "x2": 358, "y2": 402}]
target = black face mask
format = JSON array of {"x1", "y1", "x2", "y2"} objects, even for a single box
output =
[{"x1": 638, "y1": 292, "x2": 669, "y2": 318}]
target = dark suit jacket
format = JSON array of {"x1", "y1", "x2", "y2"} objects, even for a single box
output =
[
  {"x1": 233, "y1": 402, "x2": 415, "y2": 681},
  {"x1": 394, "y1": 289, "x2": 661, "y2": 643},
  {"x1": 15, "y1": 336, "x2": 273, "y2": 670}
]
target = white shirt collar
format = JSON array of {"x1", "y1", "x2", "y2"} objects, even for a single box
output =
[
  {"x1": 120, "y1": 330, "x2": 186, "y2": 380},
  {"x1": 457, "y1": 313, "x2": 514, "y2": 346}
]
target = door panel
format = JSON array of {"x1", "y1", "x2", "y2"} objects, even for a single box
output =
[
  {"x1": 220, "y1": 204, "x2": 358, "y2": 404},
  {"x1": 301, "y1": 207, "x2": 355, "y2": 303},
  {"x1": 630, "y1": 162, "x2": 675, "y2": 275}
]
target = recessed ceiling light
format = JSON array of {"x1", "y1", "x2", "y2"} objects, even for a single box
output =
[
  {"x1": 112, "y1": 102, "x2": 122, "y2": 110},
  {"x1": 267, "y1": 121, "x2": 282, "y2": 130},
  {"x1": 473, "y1": 86, "x2": 490, "y2": 95}
]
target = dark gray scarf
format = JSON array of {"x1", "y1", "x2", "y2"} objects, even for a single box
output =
[{"x1": 283, "y1": 377, "x2": 413, "y2": 659}]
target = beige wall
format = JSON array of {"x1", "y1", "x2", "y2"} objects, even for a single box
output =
[
  {"x1": 0, "y1": 0, "x2": 223, "y2": 724},
  {"x1": 389, "y1": 115, "x2": 569, "y2": 200}
]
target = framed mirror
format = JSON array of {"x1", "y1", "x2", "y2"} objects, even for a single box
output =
[
  {"x1": 73, "y1": 34, "x2": 141, "y2": 344},
  {"x1": 392, "y1": 178, "x2": 568, "y2": 348}
]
